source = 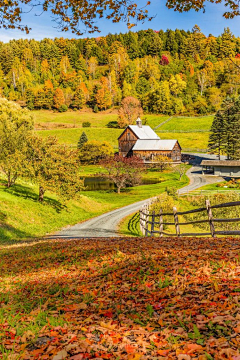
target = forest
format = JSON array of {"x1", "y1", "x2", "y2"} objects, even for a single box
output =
[{"x1": 0, "y1": 25, "x2": 240, "y2": 115}]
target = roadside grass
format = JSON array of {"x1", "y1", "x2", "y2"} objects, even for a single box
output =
[
  {"x1": 0, "y1": 171, "x2": 188, "y2": 244},
  {"x1": 0, "y1": 237, "x2": 240, "y2": 359}
]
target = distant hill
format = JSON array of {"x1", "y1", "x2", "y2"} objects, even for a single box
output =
[{"x1": 0, "y1": 27, "x2": 239, "y2": 115}]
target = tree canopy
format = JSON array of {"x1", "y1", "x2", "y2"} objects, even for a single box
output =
[
  {"x1": 0, "y1": 0, "x2": 240, "y2": 35},
  {"x1": 0, "y1": 98, "x2": 34, "y2": 187}
]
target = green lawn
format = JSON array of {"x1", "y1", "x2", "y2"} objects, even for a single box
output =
[
  {"x1": 0, "y1": 170, "x2": 188, "y2": 244},
  {"x1": 38, "y1": 127, "x2": 122, "y2": 149},
  {"x1": 158, "y1": 116, "x2": 213, "y2": 132},
  {"x1": 33, "y1": 109, "x2": 118, "y2": 128},
  {"x1": 157, "y1": 131, "x2": 209, "y2": 151}
]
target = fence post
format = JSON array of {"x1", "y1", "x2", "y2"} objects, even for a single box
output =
[
  {"x1": 173, "y1": 206, "x2": 180, "y2": 236},
  {"x1": 206, "y1": 199, "x2": 215, "y2": 237},
  {"x1": 151, "y1": 211, "x2": 155, "y2": 236},
  {"x1": 139, "y1": 207, "x2": 143, "y2": 235},
  {"x1": 145, "y1": 205, "x2": 149, "y2": 236},
  {"x1": 159, "y1": 209, "x2": 163, "y2": 237}
]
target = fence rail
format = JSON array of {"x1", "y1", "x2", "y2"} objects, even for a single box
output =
[{"x1": 139, "y1": 200, "x2": 240, "y2": 237}]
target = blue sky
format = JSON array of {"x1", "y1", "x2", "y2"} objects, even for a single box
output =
[{"x1": 0, "y1": 1, "x2": 240, "y2": 42}]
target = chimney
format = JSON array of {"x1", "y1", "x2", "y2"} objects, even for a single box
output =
[{"x1": 136, "y1": 117, "x2": 142, "y2": 128}]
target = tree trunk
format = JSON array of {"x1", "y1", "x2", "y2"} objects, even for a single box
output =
[
  {"x1": 39, "y1": 186, "x2": 45, "y2": 202},
  {"x1": 117, "y1": 186, "x2": 121, "y2": 194}
]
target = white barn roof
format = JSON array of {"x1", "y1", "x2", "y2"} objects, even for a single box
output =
[
  {"x1": 128, "y1": 125, "x2": 160, "y2": 140},
  {"x1": 132, "y1": 139, "x2": 178, "y2": 151}
]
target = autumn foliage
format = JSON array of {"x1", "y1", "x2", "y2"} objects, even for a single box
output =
[
  {"x1": 101, "y1": 155, "x2": 144, "y2": 193},
  {"x1": 1, "y1": 237, "x2": 240, "y2": 359}
]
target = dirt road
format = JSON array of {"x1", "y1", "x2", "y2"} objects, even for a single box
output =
[{"x1": 52, "y1": 153, "x2": 224, "y2": 238}]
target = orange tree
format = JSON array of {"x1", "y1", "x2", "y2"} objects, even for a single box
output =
[
  {"x1": 100, "y1": 154, "x2": 145, "y2": 193},
  {"x1": 24, "y1": 135, "x2": 84, "y2": 202}
]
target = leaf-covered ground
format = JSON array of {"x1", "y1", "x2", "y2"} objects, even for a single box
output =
[{"x1": 1, "y1": 237, "x2": 240, "y2": 359}]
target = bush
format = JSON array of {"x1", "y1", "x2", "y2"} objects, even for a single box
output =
[
  {"x1": 93, "y1": 105, "x2": 99, "y2": 113},
  {"x1": 27, "y1": 102, "x2": 34, "y2": 110},
  {"x1": 82, "y1": 121, "x2": 91, "y2": 128},
  {"x1": 59, "y1": 104, "x2": 68, "y2": 112},
  {"x1": 106, "y1": 121, "x2": 120, "y2": 128},
  {"x1": 165, "y1": 186, "x2": 178, "y2": 198}
]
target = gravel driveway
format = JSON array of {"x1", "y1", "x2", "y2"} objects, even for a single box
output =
[{"x1": 51, "y1": 153, "x2": 224, "y2": 239}]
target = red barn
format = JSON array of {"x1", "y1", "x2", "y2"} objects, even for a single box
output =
[{"x1": 118, "y1": 118, "x2": 181, "y2": 162}]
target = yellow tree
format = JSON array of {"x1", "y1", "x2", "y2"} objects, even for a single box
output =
[{"x1": 95, "y1": 77, "x2": 112, "y2": 110}]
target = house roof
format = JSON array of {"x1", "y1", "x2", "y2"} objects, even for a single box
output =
[
  {"x1": 128, "y1": 125, "x2": 160, "y2": 140},
  {"x1": 201, "y1": 160, "x2": 240, "y2": 167},
  {"x1": 132, "y1": 139, "x2": 178, "y2": 151}
]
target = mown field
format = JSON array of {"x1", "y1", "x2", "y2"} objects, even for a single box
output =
[
  {"x1": 1, "y1": 237, "x2": 240, "y2": 359},
  {"x1": 0, "y1": 170, "x2": 188, "y2": 244},
  {"x1": 34, "y1": 110, "x2": 213, "y2": 152}
]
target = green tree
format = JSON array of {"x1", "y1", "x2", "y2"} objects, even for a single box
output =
[
  {"x1": 25, "y1": 136, "x2": 83, "y2": 202},
  {"x1": 0, "y1": 98, "x2": 34, "y2": 187},
  {"x1": 72, "y1": 86, "x2": 86, "y2": 109},
  {"x1": 79, "y1": 140, "x2": 113, "y2": 164},
  {"x1": 208, "y1": 109, "x2": 227, "y2": 159},
  {"x1": 209, "y1": 97, "x2": 240, "y2": 160},
  {"x1": 77, "y1": 132, "x2": 88, "y2": 149}
]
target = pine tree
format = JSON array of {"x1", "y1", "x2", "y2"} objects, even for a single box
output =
[
  {"x1": 225, "y1": 97, "x2": 240, "y2": 159},
  {"x1": 77, "y1": 132, "x2": 88, "y2": 149},
  {"x1": 72, "y1": 86, "x2": 85, "y2": 109},
  {"x1": 208, "y1": 109, "x2": 226, "y2": 159}
]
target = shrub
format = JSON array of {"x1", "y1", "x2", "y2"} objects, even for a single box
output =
[
  {"x1": 106, "y1": 121, "x2": 119, "y2": 128},
  {"x1": 93, "y1": 105, "x2": 99, "y2": 113},
  {"x1": 82, "y1": 121, "x2": 91, "y2": 128},
  {"x1": 59, "y1": 104, "x2": 68, "y2": 112}
]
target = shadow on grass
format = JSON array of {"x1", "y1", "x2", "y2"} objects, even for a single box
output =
[
  {"x1": 1, "y1": 180, "x2": 66, "y2": 213},
  {"x1": 0, "y1": 210, "x2": 33, "y2": 245}
]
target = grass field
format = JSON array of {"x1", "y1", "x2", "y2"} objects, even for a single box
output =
[
  {"x1": 158, "y1": 116, "x2": 213, "y2": 132},
  {"x1": 0, "y1": 170, "x2": 188, "y2": 244},
  {"x1": 34, "y1": 111, "x2": 213, "y2": 152},
  {"x1": 38, "y1": 127, "x2": 122, "y2": 149},
  {"x1": 1, "y1": 237, "x2": 240, "y2": 359}
]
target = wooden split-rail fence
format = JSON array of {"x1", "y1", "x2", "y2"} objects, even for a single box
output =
[{"x1": 139, "y1": 200, "x2": 240, "y2": 237}]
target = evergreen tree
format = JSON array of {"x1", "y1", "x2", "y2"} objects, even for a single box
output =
[
  {"x1": 77, "y1": 132, "x2": 88, "y2": 149},
  {"x1": 72, "y1": 86, "x2": 85, "y2": 109},
  {"x1": 208, "y1": 109, "x2": 227, "y2": 159},
  {"x1": 209, "y1": 96, "x2": 240, "y2": 159}
]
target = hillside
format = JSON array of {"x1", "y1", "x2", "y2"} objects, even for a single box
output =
[
  {"x1": 35, "y1": 110, "x2": 213, "y2": 151},
  {"x1": 0, "y1": 27, "x2": 239, "y2": 117},
  {"x1": 0, "y1": 170, "x2": 188, "y2": 244},
  {"x1": 1, "y1": 237, "x2": 240, "y2": 359}
]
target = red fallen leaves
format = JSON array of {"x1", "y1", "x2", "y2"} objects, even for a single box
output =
[{"x1": 1, "y1": 237, "x2": 240, "y2": 359}]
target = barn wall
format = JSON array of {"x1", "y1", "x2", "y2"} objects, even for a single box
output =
[
  {"x1": 118, "y1": 128, "x2": 138, "y2": 156},
  {"x1": 171, "y1": 142, "x2": 181, "y2": 161},
  {"x1": 133, "y1": 150, "x2": 172, "y2": 160}
]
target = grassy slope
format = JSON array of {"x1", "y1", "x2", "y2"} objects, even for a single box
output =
[
  {"x1": 0, "y1": 171, "x2": 188, "y2": 244},
  {"x1": 35, "y1": 111, "x2": 213, "y2": 152}
]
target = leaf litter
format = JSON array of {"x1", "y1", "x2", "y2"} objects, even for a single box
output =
[{"x1": 0, "y1": 237, "x2": 240, "y2": 359}]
